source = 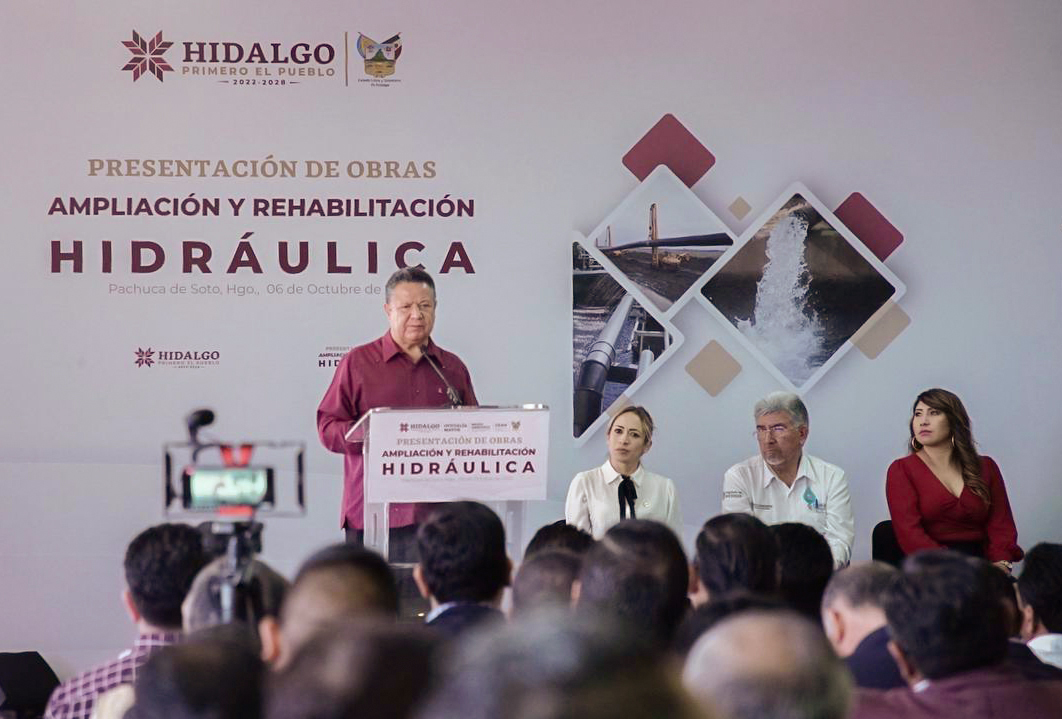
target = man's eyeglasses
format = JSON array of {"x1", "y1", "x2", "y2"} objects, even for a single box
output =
[{"x1": 754, "y1": 424, "x2": 791, "y2": 438}]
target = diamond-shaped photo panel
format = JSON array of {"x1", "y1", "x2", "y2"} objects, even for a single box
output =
[
  {"x1": 697, "y1": 183, "x2": 906, "y2": 392},
  {"x1": 586, "y1": 167, "x2": 734, "y2": 319},
  {"x1": 572, "y1": 238, "x2": 683, "y2": 442}
]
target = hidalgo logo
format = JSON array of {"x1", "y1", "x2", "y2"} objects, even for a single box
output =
[
  {"x1": 121, "y1": 30, "x2": 174, "y2": 82},
  {"x1": 133, "y1": 346, "x2": 220, "y2": 369},
  {"x1": 356, "y1": 33, "x2": 401, "y2": 77},
  {"x1": 135, "y1": 347, "x2": 155, "y2": 367}
]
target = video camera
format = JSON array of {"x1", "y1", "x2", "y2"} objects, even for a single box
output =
[{"x1": 163, "y1": 408, "x2": 305, "y2": 623}]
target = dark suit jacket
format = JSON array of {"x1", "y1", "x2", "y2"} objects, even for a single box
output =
[
  {"x1": 426, "y1": 603, "x2": 503, "y2": 639},
  {"x1": 846, "y1": 626, "x2": 906, "y2": 690},
  {"x1": 854, "y1": 665, "x2": 1062, "y2": 719}
]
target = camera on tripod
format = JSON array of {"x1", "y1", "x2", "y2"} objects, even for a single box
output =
[{"x1": 163, "y1": 409, "x2": 305, "y2": 624}]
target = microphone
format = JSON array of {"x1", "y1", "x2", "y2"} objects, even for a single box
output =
[{"x1": 421, "y1": 345, "x2": 461, "y2": 407}]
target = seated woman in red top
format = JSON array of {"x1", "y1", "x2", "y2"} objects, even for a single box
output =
[{"x1": 886, "y1": 388, "x2": 1023, "y2": 572}]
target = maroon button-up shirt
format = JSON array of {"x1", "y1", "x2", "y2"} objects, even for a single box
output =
[{"x1": 317, "y1": 332, "x2": 477, "y2": 529}]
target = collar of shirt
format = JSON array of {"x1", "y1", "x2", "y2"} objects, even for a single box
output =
[
  {"x1": 1028, "y1": 633, "x2": 1062, "y2": 658},
  {"x1": 426, "y1": 600, "x2": 487, "y2": 623},
  {"x1": 132, "y1": 631, "x2": 182, "y2": 652},
  {"x1": 760, "y1": 453, "x2": 811, "y2": 491},
  {"x1": 599, "y1": 459, "x2": 645, "y2": 488},
  {"x1": 380, "y1": 331, "x2": 439, "y2": 363}
]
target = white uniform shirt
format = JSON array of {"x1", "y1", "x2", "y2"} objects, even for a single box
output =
[
  {"x1": 722, "y1": 453, "x2": 853, "y2": 568},
  {"x1": 565, "y1": 459, "x2": 682, "y2": 539},
  {"x1": 1028, "y1": 634, "x2": 1062, "y2": 669}
]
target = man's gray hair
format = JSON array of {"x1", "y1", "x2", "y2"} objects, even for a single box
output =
[
  {"x1": 753, "y1": 392, "x2": 809, "y2": 429},
  {"x1": 821, "y1": 561, "x2": 898, "y2": 613},
  {"x1": 683, "y1": 610, "x2": 851, "y2": 719}
]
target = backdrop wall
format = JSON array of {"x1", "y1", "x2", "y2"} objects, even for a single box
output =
[{"x1": 3, "y1": 0, "x2": 1060, "y2": 677}]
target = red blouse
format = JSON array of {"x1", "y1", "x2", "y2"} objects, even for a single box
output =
[{"x1": 885, "y1": 454, "x2": 1023, "y2": 562}]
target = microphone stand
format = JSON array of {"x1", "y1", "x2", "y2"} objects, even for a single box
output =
[{"x1": 421, "y1": 345, "x2": 461, "y2": 407}]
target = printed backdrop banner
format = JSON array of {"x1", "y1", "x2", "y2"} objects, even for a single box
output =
[{"x1": 3, "y1": 1, "x2": 1062, "y2": 677}]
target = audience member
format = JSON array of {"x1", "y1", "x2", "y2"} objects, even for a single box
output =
[
  {"x1": 125, "y1": 625, "x2": 264, "y2": 719},
  {"x1": 413, "y1": 501, "x2": 510, "y2": 638},
  {"x1": 673, "y1": 592, "x2": 785, "y2": 658},
  {"x1": 181, "y1": 556, "x2": 289, "y2": 648},
  {"x1": 523, "y1": 520, "x2": 594, "y2": 558},
  {"x1": 980, "y1": 562, "x2": 1062, "y2": 680},
  {"x1": 683, "y1": 609, "x2": 852, "y2": 719},
  {"x1": 722, "y1": 391, "x2": 854, "y2": 568},
  {"x1": 511, "y1": 549, "x2": 582, "y2": 618},
  {"x1": 418, "y1": 610, "x2": 710, "y2": 719},
  {"x1": 260, "y1": 544, "x2": 398, "y2": 668},
  {"x1": 267, "y1": 621, "x2": 439, "y2": 719},
  {"x1": 1018, "y1": 542, "x2": 1062, "y2": 669},
  {"x1": 691, "y1": 513, "x2": 777, "y2": 607},
  {"x1": 575, "y1": 519, "x2": 689, "y2": 647},
  {"x1": 853, "y1": 550, "x2": 1062, "y2": 718},
  {"x1": 44, "y1": 523, "x2": 209, "y2": 719},
  {"x1": 820, "y1": 561, "x2": 903, "y2": 689},
  {"x1": 771, "y1": 522, "x2": 835, "y2": 621}
]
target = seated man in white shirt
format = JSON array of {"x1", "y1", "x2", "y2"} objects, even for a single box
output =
[
  {"x1": 1018, "y1": 542, "x2": 1062, "y2": 669},
  {"x1": 722, "y1": 391, "x2": 853, "y2": 568}
]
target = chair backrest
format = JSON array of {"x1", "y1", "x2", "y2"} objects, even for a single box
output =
[
  {"x1": 871, "y1": 520, "x2": 905, "y2": 568},
  {"x1": 0, "y1": 651, "x2": 60, "y2": 719}
]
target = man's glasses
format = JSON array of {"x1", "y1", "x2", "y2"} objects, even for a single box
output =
[{"x1": 754, "y1": 425, "x2": 791, "y2": 438}]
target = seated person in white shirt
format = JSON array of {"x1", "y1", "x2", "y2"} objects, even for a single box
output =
[
  {"x1": 722, "y1": 391, "x2": 853, "y2": 568},
  {"x1": 565, "y1": 406, "x2": 681, "y2": 539},
  {"x1": 1018, "y1": 542, "x2": 1062, "y2": 669}
]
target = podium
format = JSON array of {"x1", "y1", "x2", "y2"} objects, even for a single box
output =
[{"x1": 345, "y1": 404, "x2": 549, "y2": 564}]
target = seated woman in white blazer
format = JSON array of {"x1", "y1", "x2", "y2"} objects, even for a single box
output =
[{"x1": 565, "y1": 405, "x2": 682, "y2": 539}]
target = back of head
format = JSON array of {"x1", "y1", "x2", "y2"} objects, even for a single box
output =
[
  {"x1": 182, "y1": 557, "x2": 289, "y2": 635},
  {"x1": 683, "y1": 610, "x2": 851, "y2": 719},
  {"x1": 524, "y1": 521, "x2": 594, "y2": 558},
  {"x1": 416, "y1": 501, "x2": 509, "y2": 603},
  {"x1": 280, "y1": 545, "x2": 398, "y2": 659},
  {"x1": 512, "y1": 549, "x2": 582, "y2": 617},
  {"x1": 673, "y1": 592, "x2": 785, "y2": 658},
  {"x1": 577, "y1": 519, "x2": 689, "y2": 646},
  {"x1": 695, "y1": 514, "x2": 777, "y2": 597},
  {"x1": 985, "y1": 563, "x2": 1021, "y2": 637},
  {"x1": 771, "y1": 523, "x2": 834, "y2": 620},
  {"x1": 1018, "y1": 543, "x2": 1062, "y2": 634},
  {"x1": 124, "y1": 523, "x2": 211, "y2": 630},
  {"x1": 418, "y1": 610, "x2": 709, "y2": 719},
  {"x1": 127, "y1": 627, "x2": 264, "y2": 719},
  {"x1": 882, "y1": 550, "x2": 1008, "y2": 679},
  {"x1": 267, "y1": 621, "x2": 438, "y2": 719},
  {"x1": 821, "y1": 561, "x2": 897, "y2": 613}
]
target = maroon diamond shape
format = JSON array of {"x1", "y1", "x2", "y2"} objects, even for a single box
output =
[
  {"x1": 622, "y1": 114, "x2": 716, "y2": 188},
  {"x1": 834, "y1": 192, "x2": 904, "y2": 262}
]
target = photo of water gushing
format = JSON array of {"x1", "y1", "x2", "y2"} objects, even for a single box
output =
[
  {"x1": 572, "y1": 243, "x2": 672, "y2": 438},
  {"x1": 701, "y1": 195, "x2": 896, "y2": 387}
]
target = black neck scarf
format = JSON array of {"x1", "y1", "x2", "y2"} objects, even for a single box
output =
[{"x1": 618, "y1": 475, "x2": 638, "y2": 520}]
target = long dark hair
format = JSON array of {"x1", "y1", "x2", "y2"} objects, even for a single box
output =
[{"x1": 908, "y1": 388, "x2": 989, "y2": 505}]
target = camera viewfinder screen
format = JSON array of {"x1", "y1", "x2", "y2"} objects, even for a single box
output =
[{"x1": 185, "y1": 467, "x2": 271, "y2": 510}]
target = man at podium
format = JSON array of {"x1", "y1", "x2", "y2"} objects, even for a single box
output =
[{"x1": 317, "y1": 267, "x2": 477, "y2": 552}]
